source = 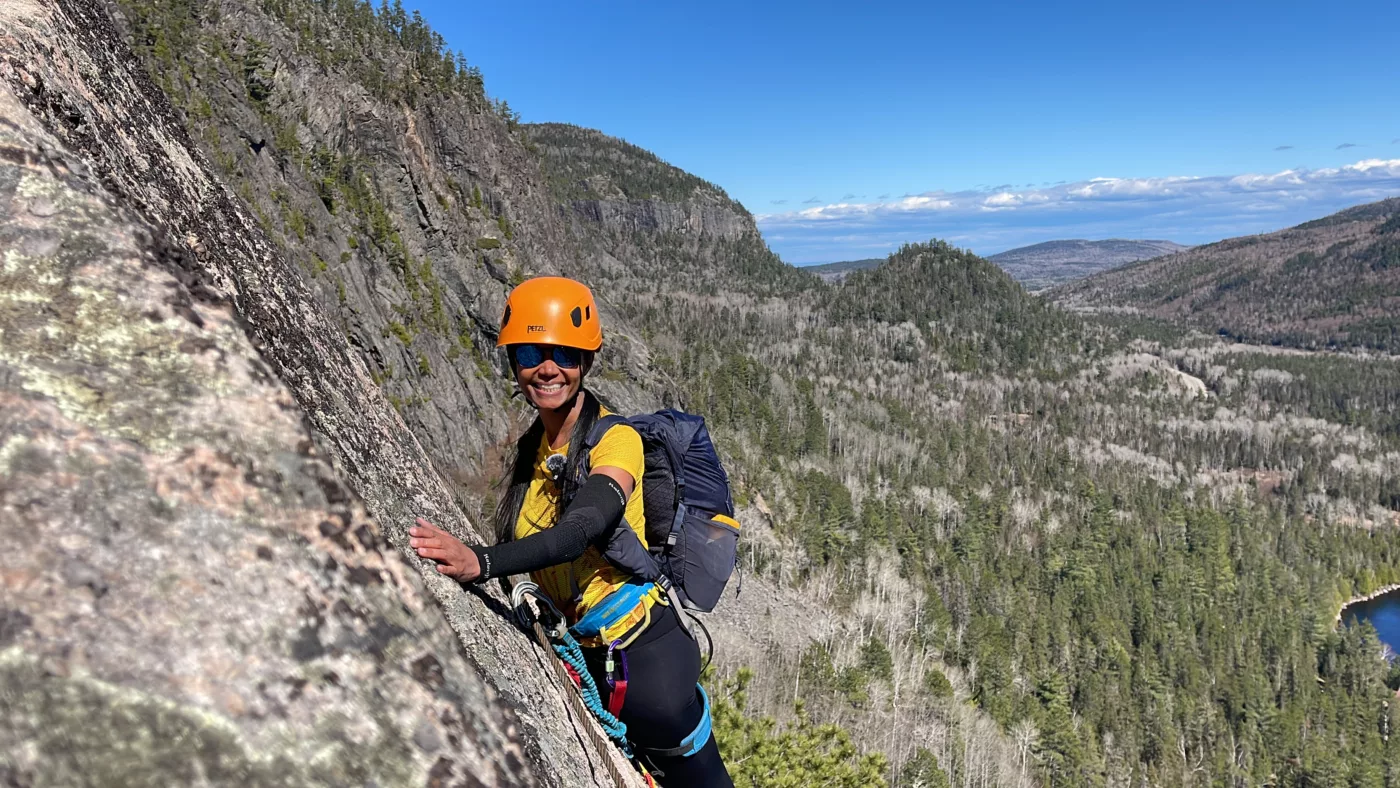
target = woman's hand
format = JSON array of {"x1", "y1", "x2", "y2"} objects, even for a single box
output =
[{"x1": 408, "y1": 518, "x2": 481, "y2": 582}]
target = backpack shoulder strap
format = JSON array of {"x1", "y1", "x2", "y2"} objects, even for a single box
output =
[
  {"x1": 569, "y1": 414, "x2": 629, "y2": 490},
  {"x1": 582, "y1": 414, "x2": 629, "y2": 457},
  {"x1": 556, "y1": 416, "x2": 630, "y2": 514}
]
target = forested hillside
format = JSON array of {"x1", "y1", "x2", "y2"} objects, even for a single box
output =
[
  {"x1": 813, "y1": 238, "x2": 1187, "y2": 291},
  {"x1": 30, "y1": 0, "x2": 1400, "y2": 786},
  {"x1": 533, "y1": 125, "x2": 1400, "y2": 787},
  {"x1": 1055, "y1": 199, "x2": 1400, "y2": 351}
]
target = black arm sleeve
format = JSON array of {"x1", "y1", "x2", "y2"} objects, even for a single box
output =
[{"x1": 469, "y1": 473, "x2": 629, "y2": 583}]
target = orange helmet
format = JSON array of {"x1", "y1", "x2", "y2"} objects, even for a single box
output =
[{"x1": 496, "y1": 276, "x2": 603, "y2": 351}]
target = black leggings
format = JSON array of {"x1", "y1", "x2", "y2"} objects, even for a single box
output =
[{"x1": 582, "y1": 604, "x2": 733, "y2": 788}]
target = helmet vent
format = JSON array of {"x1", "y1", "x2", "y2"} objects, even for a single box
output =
[
  {"x1": 502, "y1": 305, "x2": 512, "y2": 327},
  {"x1": 585, "y1": 306, "x2": 591, "y2": 320},
  {"x1": 570, "y1": 307, "x2": 582, "y2": 328}
]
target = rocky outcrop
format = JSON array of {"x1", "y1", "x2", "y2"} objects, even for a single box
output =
[
  {"x1": 0, "y1": 1, "x2": 640, "y2": 785},
  {"x1": 95, "y1": 0, "x2": 667, "y2": 492},
  {"x1": 102, "y1": 0, "x2": 552, "y2": 486},
  {"x1": 567, "y1": 196, "x2": 751, "y2": 242},
  {"x1": 525, "y1": 122, "x2": 755, "y2": 247}
]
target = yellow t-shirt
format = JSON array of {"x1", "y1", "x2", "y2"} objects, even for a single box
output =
[{"x1": 514, "y1": 409, "x2": 658, "y2": 639}]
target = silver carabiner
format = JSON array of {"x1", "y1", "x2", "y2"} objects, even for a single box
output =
[{"x1": 511, "y1": 580, "x2": 567, "y2": 639}]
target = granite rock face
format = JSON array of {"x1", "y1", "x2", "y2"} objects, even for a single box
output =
[
  {"x1": 0, "y1": 1, "x2": 639, "y2": 785},
  {"x1": 566, "y1": 197, "x2": 752, "y2": 243},
  {"x1": 524, "y1": 122, "x2": 758, "y2": 275},
  {"x1": 92, "y1": 0, "x2": 669, "y2": 492},
  {"x1": 0, "y1": 87, "x2": 536, "y2": 786}
]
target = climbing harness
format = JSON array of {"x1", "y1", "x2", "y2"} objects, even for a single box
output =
[
  {"x1": 513, "y1": 579, "x2": 723, "y2": 787},
  {"x1": 562, "y1": 578, "x2": 718, "y2": 763},
  {"x1": 511, "y1": 581, "x2": 634, "y2": 788}
]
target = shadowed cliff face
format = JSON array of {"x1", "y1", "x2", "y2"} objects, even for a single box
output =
[
  {"x1": 96, "y1": 0, "x2": 668, "y2": 479},
  {"x1": 0, "y1": 1, "x2": 642, "y2": 784},
  {"x1": 567, "y1": 197, "x2": 751, "y2": 243}
]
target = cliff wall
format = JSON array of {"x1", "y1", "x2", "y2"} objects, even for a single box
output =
[{"x1": 0, "y1": 1, "x2": 642, "y2": 783}]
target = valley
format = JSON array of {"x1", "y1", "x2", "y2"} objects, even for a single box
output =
[
  {"x1": 3, "y1": 0, "x2": 1400, "y2": 786},
  {"x1": 990, "y1": 239, "x2": 1190, "y2": 291}
]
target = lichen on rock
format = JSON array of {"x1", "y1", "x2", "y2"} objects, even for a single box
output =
[
  {"x1": 0, "y1": 87, "x2": 548, "y2": 787},
  {"x1": 0, "y1": 0, "x2": 645, "y2": 782}
]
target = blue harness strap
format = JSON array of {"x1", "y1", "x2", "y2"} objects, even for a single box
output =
[{"x1": 639, "y1": 684, "x2": 713, "y2": 759}]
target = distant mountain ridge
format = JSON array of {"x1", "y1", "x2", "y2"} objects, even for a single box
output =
[
  {"x1": 811, "y1": 238, "x2": 1187, "y2": 289},
  {"x1": 805, "y1": 257, "x2": 884, "y2": 282},
  {"x1": 1054, "y1": 197, "x2": 1400, "y2": 351},
  {"x1": 989, "y1": 238, "x2": 1189, "y2": 290}
]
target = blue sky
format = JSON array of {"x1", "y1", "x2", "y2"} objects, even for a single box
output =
[{"x1": 408, "y1": 0, "x2": 1400, "y2": 263}]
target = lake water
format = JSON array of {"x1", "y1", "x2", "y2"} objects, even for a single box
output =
[{"x1": 1341, "y1": 588, "x2": 1400, "y2": 659}]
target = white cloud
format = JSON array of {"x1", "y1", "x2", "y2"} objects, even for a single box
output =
[
  {"x1": 1344, "y1": 159, "x2": 1400, "y2": 174},
  {"x1": 757, "y1": 159, "x2": 1400, "y2": 264},
  {"x1": 1229, "y1": 170, "x2": 1304, "y2": 189}
]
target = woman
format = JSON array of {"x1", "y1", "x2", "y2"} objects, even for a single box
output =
[{"x1": 409, "y1": 276, "x2": 733, "y2": 787}]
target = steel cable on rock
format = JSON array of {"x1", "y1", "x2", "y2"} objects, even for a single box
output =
[{"x1": 511, "y1": 581, "x2": 631, "y2": 788}]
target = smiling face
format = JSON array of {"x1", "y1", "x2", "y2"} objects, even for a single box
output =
[{"x1": 513, "y1": 345, "x2": 587, "y2": 411}]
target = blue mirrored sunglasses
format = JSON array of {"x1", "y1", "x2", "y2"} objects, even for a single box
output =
[{"x1": 511, "y1": 344, "x2": 583, "y2": 370}]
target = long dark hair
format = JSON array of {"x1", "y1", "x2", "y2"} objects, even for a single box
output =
[{"x1": 492, "y1": 386, "x2": 601, "y2": 544}]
